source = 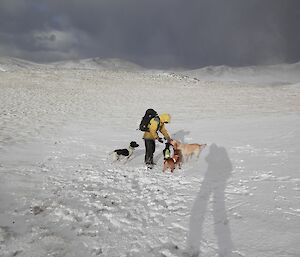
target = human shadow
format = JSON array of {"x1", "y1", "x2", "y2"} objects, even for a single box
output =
[{"x1": 186, "y1": 143, "x2": 234, "y2": 257}]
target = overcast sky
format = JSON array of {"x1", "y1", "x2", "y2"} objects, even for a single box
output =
[{"x1": 0, "y1": 0, "x2": 299, "y2": 68}]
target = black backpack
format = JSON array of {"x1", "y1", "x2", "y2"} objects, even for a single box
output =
[{"x1": 139, "y1": 109, "x2": 158, "y2": 132}]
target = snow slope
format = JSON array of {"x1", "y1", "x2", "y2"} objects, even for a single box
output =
[
  {"x1": 0, "y1": 57, "x2": 143, "y2": 72},
  {"x1": 49, "y1": 58, "x2": 143, "y2": 71},
  {"x1": 181, "y1": 62, "x2": 300, "y2": 86},
  {"x1": 0, "y1": 58, "x2": 299, "y2": 257}
]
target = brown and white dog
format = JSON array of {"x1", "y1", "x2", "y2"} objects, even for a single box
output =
[
  {"x1": 162, "y1": 142, "x2": 182, "y2": 173},
  {"x1": 169, "y1": 139, "x2": 206, "y2": 162},
  {"x1": 163, "y1": 152, "x2": 181, "y2": 173}
]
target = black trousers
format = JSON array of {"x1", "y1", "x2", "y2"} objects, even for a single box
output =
[{"x1": 144, "y1": 139, "x2": 155, "y2": 165}]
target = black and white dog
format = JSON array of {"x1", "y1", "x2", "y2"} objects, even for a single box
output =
[{"x1": 110, "y1": 141, "x2": 139, "y2": 162}]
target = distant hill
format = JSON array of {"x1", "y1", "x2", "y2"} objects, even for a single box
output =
[
  {"x1": 49, "y1": 57, "x2": 144, "y2": 71},
  {"x1": 0, "y1": 57, "x2": 143, "y2": 72},
  {"x1": 1, "y1": 56, "x2": 299, "y2": 86},
  {"x1": 0, "y1": 57, "x2": 42, "y2": 71},
  {"x1": 181, "y1": 62, "x2": 300, "y2": 85}
]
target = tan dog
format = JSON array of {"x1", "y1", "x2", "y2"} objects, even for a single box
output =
[{"x1": 170, "y1": 139, "x2": 206, "y2": 162}]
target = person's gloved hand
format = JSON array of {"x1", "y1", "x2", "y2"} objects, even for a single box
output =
[{"x1": 157, "y1": 137, "x2": 164, "y2": 143}]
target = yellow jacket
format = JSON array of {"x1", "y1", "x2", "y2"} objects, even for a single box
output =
[{"x1": 143, "y1": 113, "x2": 171, "y2": 141}]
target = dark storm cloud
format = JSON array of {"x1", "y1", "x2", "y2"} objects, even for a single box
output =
[{"x1": 0, "y1": 0, "x2": 299, "y2": 68}]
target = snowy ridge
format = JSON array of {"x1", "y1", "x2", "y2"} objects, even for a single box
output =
[
  {"x1": 0, "y1": 57, "x2": 143, "y2": 72},
  {"x1": 49, "y1": 57, "x2": 143, "y2": 71},
  {"x1": 181, "y1": 62, "x2": 300, "y2": 85},
  {"x1": 0, "y1": 57, "x2": 43, "y2": 71},
  {"x1": 1, "y1": 56, "x2": 300, "y2": 86}
]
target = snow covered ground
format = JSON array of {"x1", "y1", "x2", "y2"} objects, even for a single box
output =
[{"x1": 0, "y1": 58, "x2": 299, "y2": 257}]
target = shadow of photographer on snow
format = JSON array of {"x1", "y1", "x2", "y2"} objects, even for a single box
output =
[{"x1": 186, "y1": 143, "x2": 234, "y2": 257}]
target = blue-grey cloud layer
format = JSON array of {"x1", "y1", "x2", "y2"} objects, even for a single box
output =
[{"x1": 0, "y1": 0, "x2": 299, "y2": 68}]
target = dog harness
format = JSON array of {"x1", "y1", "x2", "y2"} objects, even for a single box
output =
[{"x1": 164, "y1": 148, "x2": 171, "y2": 159}]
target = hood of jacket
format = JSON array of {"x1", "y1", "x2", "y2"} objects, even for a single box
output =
[{"x1": 159, "y1": 113, "x2": 171, "y2": 123}]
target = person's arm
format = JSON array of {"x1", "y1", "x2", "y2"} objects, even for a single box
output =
[{"x1": 160, "y1": 124, "x2": 171, "y2": 141}]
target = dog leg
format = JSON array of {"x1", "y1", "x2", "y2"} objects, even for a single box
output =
[
  {"x1": 184, "y1": 155, "x2": 189, "y2": 162},
  {"x1": 178, "y1": 162, "x2": 182, "y2": 169},
  {"x1": 123, "y1": 155, "x2": 132, "y2": 164},
  {"x1": 170, "y1": 162, "x2": 175, "y2": 173},
  {"x1": 196, "y1": 144, "x2": 206, "y2": 158},
  {"x1": 162, "y1": 162, "x2": 167, "y2": 172},
  {"x1": 111, "y1": 153, "x2": 119, "y2": 163}
]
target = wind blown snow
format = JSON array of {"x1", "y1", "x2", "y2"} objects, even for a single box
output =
[{"x1": 0, "y1": 57, "x2": 299, "y2": 257}]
